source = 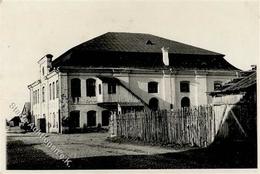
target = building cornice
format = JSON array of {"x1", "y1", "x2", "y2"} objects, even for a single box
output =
[
  {"x1": 28, "y1": 80, "x2": 41, "y2": 89},
  {"x1": 58, "y1": 66, "x2": 240, "y2": 76}
]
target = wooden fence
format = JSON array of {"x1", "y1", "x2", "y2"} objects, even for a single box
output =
[{"x1": 111, "y1": 106, "x2": 215, "y2": 147}]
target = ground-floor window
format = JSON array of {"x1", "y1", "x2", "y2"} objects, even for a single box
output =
[
  {"x1": 102, "y1": 110, "x2": 110, "y2": 126},
  {"x1": 87, "y1": 110, "x2": 96, "y2": 126}
]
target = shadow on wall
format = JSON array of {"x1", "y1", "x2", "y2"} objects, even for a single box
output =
[
  {"x1": 121, "y1": 78, "x2": 175, "y2": 110},
  {"x1": 213, "y1": 92, "x2": 257, "y2": 147}
]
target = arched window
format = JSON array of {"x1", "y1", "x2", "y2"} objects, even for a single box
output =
[
  {"x1": 86, "y1": 78, "x2": 96, "y2": 97},
  {"x1": 149, "y1": 97, "x2": 159, "y2": 111},
  {"x1": 180, "y1": 81, "x2": 190, "y2": 92},
  {"x1": 102, "y1": 110, "x2": 110, "y2": 126},
  {"x1": 49, "y1": 83, "x2": 52, "y2": 100},
  {"x1": 71, "y1": 78, "x2": 81, "y2": 97},
  {"x1": 214, "y1": 81, "x2": 222, "y2": 91},
  {"x1": 98, "y1": 84, "x2": 102, "y2": 95},
  {"x1": 53, "y1": 112, "x2": 55, "y2": 128},
  {"x1": 181, "y1": 97, "x2": 190, "y2": 108},
  {"x1": 148, "y1": 81, "x2": 158, "y2": 93},
  {"x1": 52, "y1": 82, "x2": 55, "y2": 100},
  {"x1": 42, "y1": 87, "x2": 45, "y2": 102},
  {"x1": 37, "y1": 89, "x2": 39, "y2": 104},
  {"x1": 56, "y1": 80, "x2": 59, "y2": 98},
  {"x1": 69, "y1": 110, "x2": 80, "y2": 128},
  {"x1": 87, "y1": 110, "x2": 96, "y2": 126}
]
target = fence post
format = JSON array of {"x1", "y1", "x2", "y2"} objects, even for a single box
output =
[{"x1": 110, "y1": 112, "x2": 117, "y2": 137}]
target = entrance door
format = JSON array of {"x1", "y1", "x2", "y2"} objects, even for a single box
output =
[
  {"x1": 149, "y1": 97, "x2": 159, "y2": 111},
  {"x1": 69, "y1": 111, "x2": 80, "y2": 132},
  {"x1": 102, "y1": 110, "x2": 110, "y2": 126},
  {"x1": 37, "y1": 118, "x2": 46, "y2": 132}
]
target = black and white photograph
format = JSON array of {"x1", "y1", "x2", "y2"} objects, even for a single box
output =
[{"x1": 1, "y1": 0, "x2": 259, "y2": 172}]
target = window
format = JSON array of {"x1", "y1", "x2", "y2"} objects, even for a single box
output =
[
  {"x1": 86, "y1": 79, "x2": 96, "y2": 97},
  {"x1": 33, "y1": 91, "x2": 35, "y2": 105},
  {"x1": 71, "y1": 78, "x2": 81, "y2": 97},
  {"x1": 214, "y1": 81, "x2": 222, "y2": 91},
  {"x1": 108, "y1": 82, "x2": 116, "y2": 94},
  {"x1": 42, "y1": 67, "x2": 45, "y2": 76},
  {"x1": 148, "y1": 81, "x2": 158, "y2": 93},
  {"x1": 52, "y1": 82, "x2": 55, "y2": 100},
  {"x1": 42, "y1": 87, "x2": 45, "y2": 102},
  {"x1": 36, "y1": 90, "x2": 38, "y2": 103},
  {"x1": 53, "y1": 113, "x2": 55, "y2": 128},
  {"x1": 181, "y1": 97, "x2": 190, "y2": 108},
  {"x1": 180, "y1": 81, "x2": 190, "y2": 92},
  {"x1": 99, "y1": 84, "x2": 102, "y2": 95},
  {"x1": 87, "y1": 111, "x2": 96, "y2": 126},
  {"x1": 56, "y1": 80, "x2": 59, "y2": 98},
  {"x1": 49, "y1": 83, "x2": 52, "y2": 100}
]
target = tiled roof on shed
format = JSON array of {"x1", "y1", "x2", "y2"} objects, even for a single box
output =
[{"x1": 210, "y1": 71, "x2": 256, "y2": 95}]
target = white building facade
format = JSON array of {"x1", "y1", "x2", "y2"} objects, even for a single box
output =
[{"x1": 28, "y1": 32, "x2": 239, "y2": 133}]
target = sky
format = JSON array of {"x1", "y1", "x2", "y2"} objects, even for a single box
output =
[{"x1": 0, "y1": 0, "x2": 259, "y2": 120}]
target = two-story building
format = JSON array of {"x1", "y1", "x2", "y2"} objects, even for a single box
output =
[{"x1": 28, "y1": 32, "x2": 240, "y2": 133}]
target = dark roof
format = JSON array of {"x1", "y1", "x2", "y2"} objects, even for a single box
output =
[
  {"x1": 52, "y1": 32, "x2": 239, "y2": 70},
  {"x1": 73, "y1": 32, "x2": 222, "y2": 55},
  {"x1": 210, "y1": 71, "x2": 256, "y2": 95}
]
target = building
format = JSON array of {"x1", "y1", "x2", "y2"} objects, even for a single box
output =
[
  {"x1": 28, "y1": 32, "x2": 240, "y2": 133},
  {"x1": 209, "y1": 68, "x2": 256, "y2": 142},
  {"x1": 19, "y1": 102, "x2": 31, "y2": 123}
]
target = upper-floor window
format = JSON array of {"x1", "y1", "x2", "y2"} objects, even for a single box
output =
[
  {"x1": 42, "y1": 67, "x2": 45, "y2": 76},
  {"x1": 148, "y1": 81, "x2": 158, "y2": 93},
  {"x1": 108, "y1": 82, "x2": 116, "y2": 94},
  {"x1": 56, "y1": 80, "x2": 59, "y2": 98},
  {"x1": 42, "y1": 87, "x2": 45, "y2": 102},
  {"x1": 71, "y1": 78, "x2": 81, "y2": 97},
  {"x1": 98, "y1": 84, "x2": 102, "y2": 95},
  {"x1": 86, "y1": 78, "x2": 96, "y2": 97},
  {"x1": 36, "y1": 89, "x2": 39, "y2": 104},
  {"x1": 49, "y1": 83, "x2": 52, "y2": 100},
  {"x1": 180, "y1": 81, "x2": 190, "y2": 92},
  {"x1": 52, "y1": 82, "x2": 55, "y2": 100},
  {"x1": 214, "y1": 81, "x2": 222, "y2": 91}
]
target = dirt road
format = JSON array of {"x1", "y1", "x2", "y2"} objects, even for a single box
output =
[{"x1": 7, "y1": 131, "x2": 183, "y2": 160}]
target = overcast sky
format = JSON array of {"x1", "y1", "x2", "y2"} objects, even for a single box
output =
[{"x1": 0, "y1": 0, "x2": 259, "y2": 120}]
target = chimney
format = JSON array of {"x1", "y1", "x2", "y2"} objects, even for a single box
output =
[
  {"x1": 46, "y1": 54, "x2": 53, "y2": 70},
  {"x1": 251, "y1": 65, "x2": 257, "y2": 71},
  {"x1": 161, "y1": 47, "x2": 169, "y2": 66}
]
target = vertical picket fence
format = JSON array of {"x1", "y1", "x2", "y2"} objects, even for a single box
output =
[{"x1": 114, "y1": 106, "x2": 215, "y2": 147}]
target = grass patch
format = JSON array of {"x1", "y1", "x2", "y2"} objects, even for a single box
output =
[{"x1": 106, "y1": 136, "x2": 192, "y2": 149}]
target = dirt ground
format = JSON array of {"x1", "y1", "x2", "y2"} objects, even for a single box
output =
[
  {"x1": 7, "y1": 130, "x2": 185, "y2": 160},
  {"x1": 6, "y1": 127, "x2": 257, "y2": 169}
]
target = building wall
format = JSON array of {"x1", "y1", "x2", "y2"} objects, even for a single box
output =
[
  {"x1": 29, "y1": 60, "x2": 237, "y2": 133},
  {"x1": 29, "y1": 56, "x2": 60, "y2": 133}
]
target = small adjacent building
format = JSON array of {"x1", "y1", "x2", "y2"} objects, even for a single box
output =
[
  {"x1": 209, "y1": 68, "x2": 256, "y2": 142},
  {"x1": 19, "y1": 102, "x2": 31, "y2": 123},
  {"x1": 28, "y1": 32, "x2": 240, "y2": 133}
]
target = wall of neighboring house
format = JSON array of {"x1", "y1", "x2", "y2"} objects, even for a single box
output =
[{"x1": 30, "y1": 55, "x2": 60, "y2": 133}]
